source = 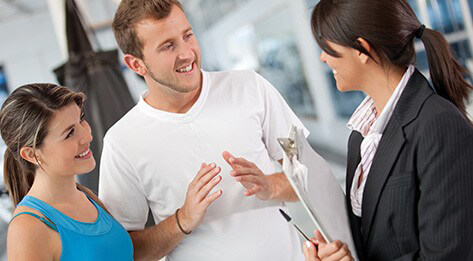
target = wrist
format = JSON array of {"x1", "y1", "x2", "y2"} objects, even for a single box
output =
[
  {"x1": 267, "y1": 174, "x2": 279, "y2": 200},
  {"x1": 175, "y1": 208, "x2": 192, "y2": 235}
]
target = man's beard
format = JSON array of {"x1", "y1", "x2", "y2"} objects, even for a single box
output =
[{"x1": 145, "y1": 62, "x2": 199, "y2": 94}]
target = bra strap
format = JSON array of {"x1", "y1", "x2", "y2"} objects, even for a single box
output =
[{"x1": 10, "y1": 212, "x2": 58, "y2": 232}]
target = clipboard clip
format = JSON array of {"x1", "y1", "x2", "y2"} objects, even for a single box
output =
[
  {"x1": 277, "y1": 138, "x2": 297, "y2": 159},
  {"x1": 278, "y1": 126, "x2": 301, "y2": 160}
]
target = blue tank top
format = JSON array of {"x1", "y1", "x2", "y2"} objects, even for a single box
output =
[{"x1": 12, "y1": 194, "x2": 134, "y2": 260}]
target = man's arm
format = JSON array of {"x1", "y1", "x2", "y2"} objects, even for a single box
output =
[
  {"x1": 269, "y1": 166, "x2": 298, "y2": 202},
  {"x1": 129, "y1": 211, "x2": 184, "y2": 260},
  {"x1": 130, "y1": 163, "x2": 223, "y2": 260},
  {"x1": 222, "y1": 151, "x2": 298, "y2": 202}
]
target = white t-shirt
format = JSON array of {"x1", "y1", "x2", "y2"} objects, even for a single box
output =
[{"x1": 99, "y1": 70, "x2": 308, "y2": 261}]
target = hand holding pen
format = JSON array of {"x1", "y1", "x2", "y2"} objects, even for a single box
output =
[
  {"x1": 278, "y1": 209, "x2": 353, "y2": 261},
  {"x1": 304, "y1": 230, "x2": 353, "y2": 261}
]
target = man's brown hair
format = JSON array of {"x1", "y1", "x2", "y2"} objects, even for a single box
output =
[{"x1": 112, "y1": 0, "x2": 183, "y2": 59}]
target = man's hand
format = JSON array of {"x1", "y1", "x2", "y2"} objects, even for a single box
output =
[
  {"x1": 179, "y1": 163, "x2": 223, "y2": 232},
  {"x1": 222, "y1": 151, "x2": 275, "y2": 200}
]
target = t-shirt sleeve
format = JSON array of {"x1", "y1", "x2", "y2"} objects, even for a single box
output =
[
  {"x1": 255, "y1": 72, "x2": 310, "y2": 161},
  {"x1": 98, "y1": 135, "x2": 149, "y2": 231}
]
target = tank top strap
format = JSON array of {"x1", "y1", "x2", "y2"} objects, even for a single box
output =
[
  {"x1": 82, "y1": 193, "x2": 110, "y2": 221},
  {"x1": 12, "y1": 194, "x2": 133, "y2": 260},
  {"x1": 17, "y1": 194, "x2": 113, "y2": 235},
  {"x1": 17, "y1": 196, "x2": 60, "y2": 224},
  {"x1": 10, "y1": 212, "x2": 58, "y2": 231}
]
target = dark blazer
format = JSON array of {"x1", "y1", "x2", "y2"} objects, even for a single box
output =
[{"x1": 346, "y1": 70, "x2": 473, "y2": 260}]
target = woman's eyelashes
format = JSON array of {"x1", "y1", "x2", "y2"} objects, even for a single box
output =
[
  {"x1": 66, "y1": 113, "x2": 85, "y2": 139},
  {"x1": 80, "y1": 112, "x2": 85, "y2": 122},
  {"x1": 66, "y1": 128, "x2": 75, "y2": 139}
]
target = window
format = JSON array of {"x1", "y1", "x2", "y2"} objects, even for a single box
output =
[
  {"x1": 427, "y1": 0, "x2": 465, "y2": 34},
  {"x1": 0, "y1": 65, "x2": 8, "y2": 105},
  {"x1": 325, "y1": 70, "x2": 365, "y2": 118},
  {"x1": 225, "y1": 7, "x2": 318, "y2": 117},
  {"x1": 252, "y1": 9, "x2": 317, "y2": 117}
]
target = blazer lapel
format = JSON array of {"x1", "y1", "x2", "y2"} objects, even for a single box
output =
[
  {"x1": 345, "y1": 131, "x2": 365, "y2": 256},
  {"x1": 360, "y1": 69, "x2": 434, "y2": 244},
  {"x1": 346, "y1": 131, "x2": 363, "y2": 194},
  {"x1": 361, "y1": 118, "x2": 405, "y2": 244}
]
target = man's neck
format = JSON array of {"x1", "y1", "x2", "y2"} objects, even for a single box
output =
[
  {"x1": 145, "y1": 85, "x2": 202, "y2": 114},
  {"x1": 144, "y1": 74, "x2": 203, "y2": 114}
]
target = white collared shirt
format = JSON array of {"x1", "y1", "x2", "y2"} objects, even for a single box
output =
[{"x1": 347, "y1": 65, "x2": 415, "y2": 217}]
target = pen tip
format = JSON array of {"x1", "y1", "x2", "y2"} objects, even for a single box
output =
[{"x1": 279, "y1": 208, "x2": 292, "y2": 222}]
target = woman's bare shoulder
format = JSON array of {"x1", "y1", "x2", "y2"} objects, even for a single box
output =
[{"x1": 7, "y1": 205, "x2": 61, "y2": 260}]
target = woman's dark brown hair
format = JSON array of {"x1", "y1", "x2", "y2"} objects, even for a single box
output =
[
  {"x1": 0, "y1": 83, "x2": 104, "y2": 208},
  {"x1": 311, "y1": 0, "x2": 472, "y2": 116}
]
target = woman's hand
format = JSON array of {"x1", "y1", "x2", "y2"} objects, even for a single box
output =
[{"x1": 303, "y1": 230, "x2": 354, "y2": 261}]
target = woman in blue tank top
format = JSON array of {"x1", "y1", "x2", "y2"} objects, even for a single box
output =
[{"x1": 0, "y1": 83, "x2": 133, "y2": 260}]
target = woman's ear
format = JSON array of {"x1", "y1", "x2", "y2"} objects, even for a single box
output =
[
  {"x1": 355, "y1": 37, "x2": 373, "y2": 64},
  {"x1": 19, "y1": 147, "x2": 40, "y2": 165},
  {"x1": 124, "y1": 54, "x2": 148, "y2": 77}
]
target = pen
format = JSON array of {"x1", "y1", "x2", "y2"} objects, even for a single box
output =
[{"x1": 279, "y1": 208, "x2": 311, "y2": 241}]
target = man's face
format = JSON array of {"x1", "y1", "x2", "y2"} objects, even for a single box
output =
[{"x1": 135, "y1": 5, "x2": 202, "y2": 93}]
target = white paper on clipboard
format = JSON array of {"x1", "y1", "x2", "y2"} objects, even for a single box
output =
[{"x1": 278, "y1": 125, "x2": 359, "y2": 260}]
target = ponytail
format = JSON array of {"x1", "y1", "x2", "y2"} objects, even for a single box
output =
[
  {"x1": 310, "y1": 0, "x2": 472, "y2": 118},
  {"x1": 420, "y1": 28, "x2": 473, "y2": 116},
  {"x1": 3, "y1": 149, "x2": 34, "y2": 207}
]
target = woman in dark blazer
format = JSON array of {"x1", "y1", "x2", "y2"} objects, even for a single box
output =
[{"x1": 303, "y1": 0, "x2": 473, "y2": 260}]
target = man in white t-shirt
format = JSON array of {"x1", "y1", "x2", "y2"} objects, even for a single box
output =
[{"x1": 99, "y1": 0, "x2": 308, "y2": 260}]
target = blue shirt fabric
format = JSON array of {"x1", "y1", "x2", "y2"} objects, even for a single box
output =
[{"x1": 14, "y1": 194, "x2": 134, "y2": 261}]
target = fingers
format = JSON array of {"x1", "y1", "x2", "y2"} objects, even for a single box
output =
[
  {"x1": 222, "y1": 151, "x2": 253, "y2": 168},
  {"x1": 202, "y1": 189, "x2": 223, "y2": 208},
  {"x1": 195, "y1": 166, "x2": 220, "y2": 190},
  {"x1": 188, "y1": 163, "x2": 222, "y2": 200},
  {"x1": 303, "y1": 241, "x2": 319, "y2": 261},
  {"x1": 230, "y1": 157, "x2": 253, "y2": 167},
  {"x1": 314, "y1": 230, "x2": 327, "y2": 244},
  {"x1": 340, "y1": 255, "x2": 354, "y2": 261},
  {"x1": 230, "y1": 166, "x2": 260, "y2": 177},
  {"x1": 191, "y1": 163, "x2": 216, "y2": 186},
  {"x1": 325, "y1": 244, "x2": 351, "y2": 261},
  {"x1": 197, "y1": 173, "x2": 222, "y2": 201},
  {"x1": 318, "y1": 240, "x2": 344, "y2": 260},
  {"x1": 222, "y1": 151, "x2": 234, "y2": 165},
  {"x1": 244, "y1": 186, "x2": 260, "y2": 197},
  {"x1": 237, "y1": 182, "x2": 257, "y2": 196},
  {"x1": 234, "y1": 174, "x2": 260, "y2": 185},
  {"x1": 233, "y1": 173, "x2": 269, "y2": 197},
  {"x1": 180, "y1": 163, "x2": 223, "y2": 231}
]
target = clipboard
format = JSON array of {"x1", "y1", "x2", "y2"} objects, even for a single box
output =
[{"x1": 278, "y1": 125, "x2": 359, "y2": 260}]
